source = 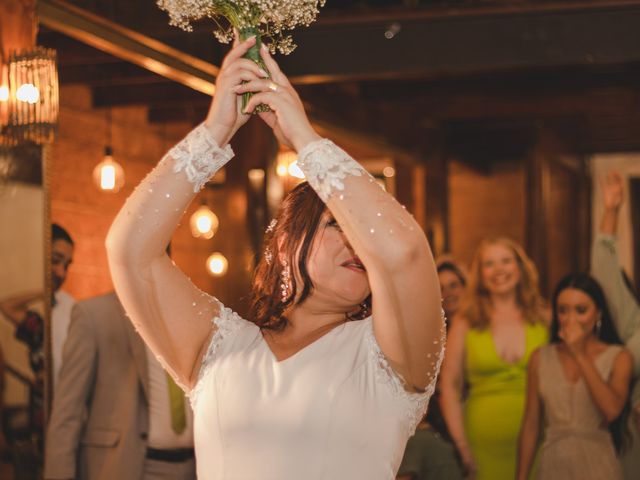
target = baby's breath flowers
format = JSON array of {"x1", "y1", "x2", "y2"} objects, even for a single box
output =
[{"x1": 157, "y1": 0, "x2": 326, "y2": 111}]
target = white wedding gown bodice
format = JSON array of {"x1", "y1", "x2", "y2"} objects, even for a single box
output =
[
  {"x1": 188, "y1": 305, "x2": 432, "y2": 480},
  {"x1": 106, "y1": 124, "x2": 445, "y2": 479}
]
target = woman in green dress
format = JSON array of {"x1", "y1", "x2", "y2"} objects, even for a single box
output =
[{"x1": 440, "y1": 237, "x2": 548, "y2": 479}]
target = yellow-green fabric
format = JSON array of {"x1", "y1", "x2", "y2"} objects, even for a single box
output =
[
  {"x1": 464, "y1": 322, "x2": 548, "y2": 480},
  {"x1": 166, "y1": 372, "x2": 187, "y2": 434}
]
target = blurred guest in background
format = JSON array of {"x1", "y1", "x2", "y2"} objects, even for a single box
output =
[
  {"x1": 437, "y1": 258, "x2": 467, "y2": 323},
  {"x1": 591, "y1": 171, "x2": 640, "y2": 479},
  {"x1": 49, "y1": 223, "x2": 76, "y2": 388},
  {"x1": 517, "y1": 273, "x2": 631, "y2": 480},
  {"x1": 440, "y1": 237, "x2": 548, "y2": 479},
  {"x1": 45, "y1": 292, "x2": 195, "y2": 480},
  {"x1": 0, "y1": 223, "x2": 75, "y2": 389}
]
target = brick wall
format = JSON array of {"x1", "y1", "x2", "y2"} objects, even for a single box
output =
[{"x1": 50, "y1": 85, "x2": 255, "y2": 314}]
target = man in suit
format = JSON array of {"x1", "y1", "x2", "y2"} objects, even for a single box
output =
[{"x1": 44, "y1": 292, "x2": 196, "y2": 480}]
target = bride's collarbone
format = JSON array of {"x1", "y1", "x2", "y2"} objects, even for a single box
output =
[{"x1": 262, "y1": 321, "x2": 342, "y2": 360}]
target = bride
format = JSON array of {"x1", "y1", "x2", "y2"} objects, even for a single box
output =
[{"x1": 106, "y1": 35, "x2": 445, "y2": 479}]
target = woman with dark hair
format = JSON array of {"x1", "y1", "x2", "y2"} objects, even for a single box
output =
[
  {"x1": 106, "y1": 36, "x2": 445, "y2": 479},
  {"x1": 592, "y1": 171, "x2": 640, "y2": 479},
  {"x1": 517, "y1": 273, "x2": 632, "y2": 480},
  {"x1": 437, "y1": 260, "x2": 467, "y2": 324}
]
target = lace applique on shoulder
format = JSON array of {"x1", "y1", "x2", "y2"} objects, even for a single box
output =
[
  {"x1": 188, "y1": 302, "x2": 245, "y2": 409},
  {"x1": 166, "y1": 123, "x2": 234, "y2": 192},
  {"x1": 364, "y1": 313, "x2": 446, "y2": 436},
  {"x1": 297, "y1": 139, "x2": 368, "y2": 202}
]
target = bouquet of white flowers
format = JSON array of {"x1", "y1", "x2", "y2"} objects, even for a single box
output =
[{"x1": 157, "y1": 0, "x2": 326, "y2": 111}]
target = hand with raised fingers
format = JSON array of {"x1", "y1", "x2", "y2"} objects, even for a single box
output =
[
  {"x1": 559, "y1": 320, "x2": 590, "y2": 357},
  {"x1": 601, "y1": 171, "x2": 624, "y2": 212},
  {"x1": 204, "y1": 35, "x2": 269, "y2": 146},
  {"x1": 236, "y1": 44, "x2": 321, "y2": 152}
]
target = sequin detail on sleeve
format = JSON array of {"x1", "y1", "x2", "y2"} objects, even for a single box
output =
[
  {"x1": 365, "y1": 312, "x2": 446, "y2": 436},
  {"x1": 167, "y1": 123, "x2": 234, "y2": 192},
  {"x1": 188, "y1": 302, "x2": 244, "y2": 409},
  {"x1": 297, "y1": 139, "x2": 367, "y2": 202}
]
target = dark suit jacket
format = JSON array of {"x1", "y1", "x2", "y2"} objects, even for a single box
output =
[{"x1": 44, "y1": 292, "x2": 150, "y2": 480}]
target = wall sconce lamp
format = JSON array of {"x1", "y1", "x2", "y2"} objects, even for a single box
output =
[{"x1": 0, "y1": 47, "x2": 59, "y2": 145}]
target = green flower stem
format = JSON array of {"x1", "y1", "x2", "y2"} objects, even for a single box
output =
[{"x1": 240, "y1": 26, "x2": 271, "y2": 113}]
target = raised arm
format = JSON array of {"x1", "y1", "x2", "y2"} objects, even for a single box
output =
[
  {"x1": 516, "y1": 350, "x2": 542, "y2": 480},
  {"x1": 105, "y1": 37, "x2": 265, "y2": 389},
  {"x1": 0, "y1": 291, "x2": 43, "y2": 327},
  {"x1": 560, "y1": 322, "x2": 632, "y2": 422},
  {"x1": 591, "y1": 172, "x2": 640, "y2": 371},
  {"x1": 576, "y1": 348, "x2": 632, "y2": 422},
  {"x1": 241, "y1": 46, "x2": 445, "y2": 392}
]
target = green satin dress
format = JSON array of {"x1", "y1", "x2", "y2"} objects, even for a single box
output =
[{"x1": 464, "y1": 322, "x2": 548, "y2": 480}]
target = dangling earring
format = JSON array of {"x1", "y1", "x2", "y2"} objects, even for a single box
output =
[
  {"x1": 280, "y1": 259, "x2": 291, "y2": 302},
  {"x1": 595, "y1": 316, "x2": 602, "y2": 336}
]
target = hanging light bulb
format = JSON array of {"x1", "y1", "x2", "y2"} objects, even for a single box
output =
[
  {"x1": 0, "y1": 86, "x2": 8, "y2": 102},
  {"x1": 276, "y1": 151, "x2": 297, "y2": 177},
  {"x1": 288, "y1": 161, "x2": 305, "y2": 179},
  {"x1": 16, "y1": 83, "x2": 39, "y2": 104},
  {"x1": 206, "y1": 252, "x2": 228, "y2": 277},
  {"x1": 93, "y1": 146, "x2": 125, "y2": 192},
  {"x1": 93, "y1": 106, "x2": 125, "y2": 192},
  {"x1": 190, "y1": 204, "x2": 219, "y2": 239}
]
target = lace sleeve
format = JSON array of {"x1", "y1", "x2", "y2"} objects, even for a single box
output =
[
  {"x1": 106, "y1": 122, "x2": 235, "y2": 399},
  {"x1": 297, "y1": 139, "x2": 369, "y2": 202},
  {"x1": 296, "y1": 137, "x2": 445, "y2": 404},
  {"x1": 365, "y1": 314, "x2": 446, "y2": 436},
  {"x1": 188, "y1": 303, "x2": 246, "y2": 409},
  {"x1": 168, "y1": 123, "x2": 234, "y2": 192}
]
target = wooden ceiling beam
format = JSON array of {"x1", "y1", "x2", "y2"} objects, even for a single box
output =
[
  {"x1": 92, "y1": 82, "x2": 209, "y2": 107},
  {"x1": 316, "y1": 0, "x2": 640, "y2": 25},
  {"x1": 147, "y1": 105, "x2": 208, "y2": 124},
  {"x1": 281, "y1": 2, "x2": 640, "y2": 84},
  {"x1": 58, "y1": 63, "x2": 163, "y2": 86},
  {"x1": 37, "y1": 0, "x2": 218, "y2": 95}
]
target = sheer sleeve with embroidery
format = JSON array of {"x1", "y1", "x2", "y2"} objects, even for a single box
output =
[
  {"x1": 297, "y1": 138, "x2": 446, "y2": 397},
  {"x1": 106, "y1": 123, "x2": 235, "y2": 391}
]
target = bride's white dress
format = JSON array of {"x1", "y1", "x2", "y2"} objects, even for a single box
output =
[
  {"x1": 107, "y1": 123, "x2": 446, "y2": 480},
  {"x1": 189, "y1": 304, "x2": 433, "y2": 480}
]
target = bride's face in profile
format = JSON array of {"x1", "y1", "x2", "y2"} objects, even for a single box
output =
[{"x1": 303, "y1": 212, "x2": 371, "y2": 310}]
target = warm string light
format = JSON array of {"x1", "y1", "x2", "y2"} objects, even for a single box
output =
[
  {"x1": 276, "y1": 150, "x2": 305, "y2": 181},
  {"x1": 188, "y1": 185, "x2": 225, "y2": 274},
  {"x1": 383, "y1": 166, "x2": 396, "y2": 178},
  {"x1": 16, "y1": 83, "x2": 39, "y2": 103},
  {"x1": 190, "y1": 204, "x2": 219, "y2": 239},
  {"x1": 206, "y1": 252, "x2": 228, "y2": 277},
  {"x1": 93, "y1": 146, "x2": 125, "y2": 192},
  {"x1": 93, "y1": 106, "x2": 125, "y2": 192}
]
